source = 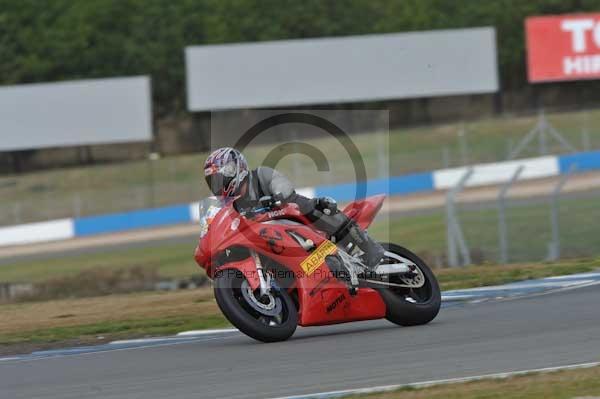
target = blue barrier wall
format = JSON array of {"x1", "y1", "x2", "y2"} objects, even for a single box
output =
[
  {"x1": 558, "y1": 150, "x2": 600, "y2": 173},
  {"x1": 5, "y1": 150, "x2": 600, "y2": 247},
  {"x1": 314, "y1": 172, "x2": 434, "y2": 201},
  {"x1": 66, "y1": 150, "x2": 599, "y2": 239},
  {"x1": 74, "y1": 204, "x2": 191, "y2": 236}
]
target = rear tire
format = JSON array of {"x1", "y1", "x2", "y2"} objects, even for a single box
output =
[
  {"x1": 213, "y1": 270, "x2": 298, "y2": 342},
  {"x1": 376, "y1": 243, "x2": 441, "y2": 326}
]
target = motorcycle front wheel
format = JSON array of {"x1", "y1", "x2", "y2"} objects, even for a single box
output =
[
  {"x1": 376, "y1": 243, "x2": 441, "y2": 326},
  {"x1": 213, "y1": 269, "x2": 298, "y2": 342}
]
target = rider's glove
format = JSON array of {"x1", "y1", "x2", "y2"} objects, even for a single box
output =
[
  {"x1": 315, "y1": 196, "x2": 338, "y2": 215},
  {"x1": 259, "y1": 193, "x2": 284, "y2": 208}
]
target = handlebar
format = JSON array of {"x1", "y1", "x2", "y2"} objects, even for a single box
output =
[{"x1": 239, "y1": 194, "x2": 286, "y2": 219}]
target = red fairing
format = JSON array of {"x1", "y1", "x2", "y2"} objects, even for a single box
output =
[
  {"x1": 342, "y1": 194, "x2": 385, "y2": 230},
  {"x1": 297, "y1": 278, "x2": 386, "y2": 326},
  {"x1": 194, "y1": 194, "x2": 389, "y2": 326},
  {"x1": 214, "y1": 258, "x2": 262, "y2": 291}
]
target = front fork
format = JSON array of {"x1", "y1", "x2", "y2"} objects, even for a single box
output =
[{"x1": 250, "y1": 249, "x2": 272, "y2": 297}]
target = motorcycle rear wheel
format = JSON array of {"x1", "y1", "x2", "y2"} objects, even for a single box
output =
[
  {"x1": 213, "y1": 270, "x2": 298, "y2": 342},
  {"x1": 376, "y1": 243, "x2": 441, "y2": 326}
]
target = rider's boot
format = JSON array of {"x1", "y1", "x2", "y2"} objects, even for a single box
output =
[
  {"x1": 338, "y1": 222, "x2": 385, "y2": 271},
  {"x1": 304, "y1": 201, "x2": 384, "y2": 273}
]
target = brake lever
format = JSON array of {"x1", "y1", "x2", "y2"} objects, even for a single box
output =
[{"x1": 240, "y1": 206, "x2": 268, "y2": 219}]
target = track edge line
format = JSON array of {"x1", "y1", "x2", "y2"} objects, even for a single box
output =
[{"x1": 269, "y1": 361, "x2": 600, "y2": 399}]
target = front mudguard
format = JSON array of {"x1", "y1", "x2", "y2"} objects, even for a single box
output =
[{"x1": 212, "y1": 258, "x2": 261, "y2": 291}]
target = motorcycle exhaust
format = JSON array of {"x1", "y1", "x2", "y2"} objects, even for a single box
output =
[{"x1": 374, "y1": 263, "x2": 412, "y2": 275}]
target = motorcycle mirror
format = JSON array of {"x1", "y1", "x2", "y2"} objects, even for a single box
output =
[
  {"x1": 272, "y1": 192, "x2": 284, "y2": 207},
  {"x1": 259, "y1": 196, "x2": 273, "y2": 207}
]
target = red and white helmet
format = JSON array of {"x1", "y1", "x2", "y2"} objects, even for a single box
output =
[{"x1": 203, "y1": 147, "x2": 249, "y2": 197}]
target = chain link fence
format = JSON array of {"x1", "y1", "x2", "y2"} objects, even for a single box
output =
[
  {"x1": 373, "y1": 175, "x2": 600, "y2": 267},
  {"x1": 448, "y1": 176, "x2": 600, "y2": 266},
  {"x1": 1, "y1": 106, "x2": 600, "y2": 227}
]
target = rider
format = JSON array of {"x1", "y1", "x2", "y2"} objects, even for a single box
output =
[{"x1": 203, "y1": 147, "x2": 385, "y2": 269}]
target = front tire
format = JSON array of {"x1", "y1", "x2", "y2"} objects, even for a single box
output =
[
  {"x1": 213, "y1": 270, "x2": 298, "y2": 342},
  {"x1": 376, "y1": 243, "x2": 441, "y2": 326}
]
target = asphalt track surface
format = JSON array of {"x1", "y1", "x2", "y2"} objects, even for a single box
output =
[{"x1": 2, "y1": 285, "x2": 599, "y2": 399}]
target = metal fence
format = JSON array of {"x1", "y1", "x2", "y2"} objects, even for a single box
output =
[
  {"x1": 1, "y1": 106, "x2": 600, "y2": 227},
  {"x1": 446, "y1": 169, "x2": 600, "y2": 266}
]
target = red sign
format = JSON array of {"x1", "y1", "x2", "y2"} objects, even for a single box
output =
[{"x1": 526, "y1": 14, "x2": 600, "y2": 82}]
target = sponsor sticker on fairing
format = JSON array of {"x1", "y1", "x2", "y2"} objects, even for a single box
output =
[{"x1": 300, "y1": 240, "x2": 337, "y2": 276}]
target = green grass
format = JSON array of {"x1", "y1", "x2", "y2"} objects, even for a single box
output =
[
  {"x1": 0, "y1": 243, "x2": 196, "y2": 284},
  {"x1": 2, "y1": 107, "x2": 600, "y2": 225},
  {"x1": 1, "y1": 245, "x2": 597, "y2": 294},
  {"x1": 2, "y1": 192, "x2": 600, "y2": 285},
  {"x1": 0, "y1": 314, "x2": 229, "y2": 346},
  {"x1": 0, "y1": 289, "x2": 227, "y2": 352},
  {"x1": 346, "y1": 365, "x2": 600, "y2": 399},
  {"x1": 434, "y1": 259, "x2": 599, "y2": 291}
]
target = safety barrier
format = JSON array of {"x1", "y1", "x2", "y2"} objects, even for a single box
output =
[{"x1": 1, "y1": 150, "x2": 599, "y2": 247}]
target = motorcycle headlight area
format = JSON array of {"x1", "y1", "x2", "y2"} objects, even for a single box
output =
[{"x1": 199, "y1": 205, "x2": 221, "y2": 238}]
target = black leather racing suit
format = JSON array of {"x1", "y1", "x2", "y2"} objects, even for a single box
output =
[{"x1": 236, "y1": 167, "x2": 384, "y2": 268}]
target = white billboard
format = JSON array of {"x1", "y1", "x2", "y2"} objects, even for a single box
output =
[
  {"x1": 0, "y1": 76, "x2": 152, "y2": 151},
  {"x1": 186, "y1": 28, "x2": 498, "y2": 111}
]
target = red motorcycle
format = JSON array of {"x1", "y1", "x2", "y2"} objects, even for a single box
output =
[{"x1": 194, "y1": 194, "x2": 441, "y2": 342}]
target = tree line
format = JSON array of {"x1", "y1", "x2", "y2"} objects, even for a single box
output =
[{"x1": 2, "y1": 0, "x2": 600, "y2": 117}]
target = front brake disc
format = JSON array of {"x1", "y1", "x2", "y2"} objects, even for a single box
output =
[{"x1": 240, "y1": 279, "x2": 283, "y2": 316}]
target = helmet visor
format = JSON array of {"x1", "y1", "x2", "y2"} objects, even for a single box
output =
[{"x1": 205, "y1": 173, "x2": 234, "y2": 197}]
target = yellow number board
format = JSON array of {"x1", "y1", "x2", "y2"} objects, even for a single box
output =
[{"x1": 300, "y1": 240, "x2": 337, "y2": 275}]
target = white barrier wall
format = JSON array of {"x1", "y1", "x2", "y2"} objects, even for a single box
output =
[
  {"x1": 2, "y1": 151, "x2": 598, "y2": 248},
  {"x1": 0, "y1": 219, "x2": 74, "y2": 246},
  {"x1": 295, "y1": 187, "x2": 316, "y2": 198},
  {"x1": 432, "y1": 156, "x2": 560, "y2": 190},
  {"x1": 189, "y1": 202, "x2": 201, "y2": 222}
]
